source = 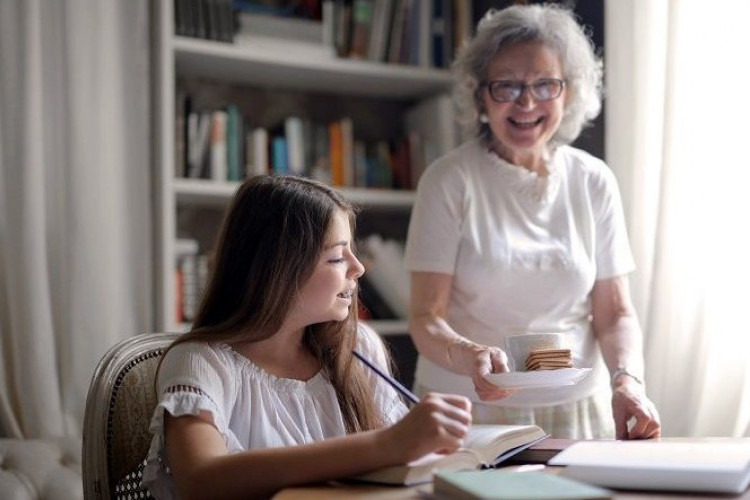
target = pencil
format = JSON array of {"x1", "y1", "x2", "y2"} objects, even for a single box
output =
[{"x1": 352, "y1": 349, "x2": 420, "y2": 404}]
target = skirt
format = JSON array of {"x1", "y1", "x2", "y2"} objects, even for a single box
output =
[{"x1": 413, "y1": 382, "x2": 615, "y2": 439}]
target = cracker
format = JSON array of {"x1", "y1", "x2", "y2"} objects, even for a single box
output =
[
  {"x1": 526, "y1": 359, "x2": 573, "y2": 370},
  {"x1": 527, "y1": 348, "x2": 571, "y2": 358}
]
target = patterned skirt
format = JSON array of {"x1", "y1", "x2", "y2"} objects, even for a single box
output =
[{"x1": 413, "y1": 382, "x2": 615, "y2": 439}]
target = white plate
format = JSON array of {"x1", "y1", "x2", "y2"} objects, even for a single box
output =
[{"x1": 484, "y1": 368, "x2": 592, "y2": 389}]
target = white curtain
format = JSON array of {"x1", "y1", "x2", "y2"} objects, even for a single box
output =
[
  {"x1": 605, "y1": 0, "x2": 750, "y2": 437},
  {"x1": 0, "y1": 0, "x2": 152, "y2": 438}
]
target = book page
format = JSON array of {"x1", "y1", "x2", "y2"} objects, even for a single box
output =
[
  {"x1": 463, "y1": 424, "x2": 547, "y2": 465},
  {"x1": 349, "y1": 424, "x2": 546, "y2": 485}
]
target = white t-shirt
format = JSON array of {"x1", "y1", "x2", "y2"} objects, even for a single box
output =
[
  {"x1": 404, "y1": 140, "x2": 635, "y2": 407},
  {"x1": 142, "y1": 323, "x2": 407, "y2": 499}
]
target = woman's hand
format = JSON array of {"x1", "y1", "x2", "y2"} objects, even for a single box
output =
[
  {"x1": 471, "y1": 345, "x2": 516, "y2": 401},
  {"x1": 379, "y1": 392, "x2": 473, "y2": 463},
  {"x1": 611, "y1": 378, "x2": 661, "y2": 439},
  {"x1": 450, "y1": 340, "x2": 515, "y2": 401}
]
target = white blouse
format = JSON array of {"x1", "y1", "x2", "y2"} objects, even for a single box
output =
[
  {"x1": 405, "y1": 140, "x2": 635, "y2": 407},
  {"x1": 142, "y1": 323, "x2": 408, "y2": 499}
]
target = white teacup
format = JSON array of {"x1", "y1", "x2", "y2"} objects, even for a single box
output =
[{"x1": 505, "y1": 333, "x2": 564, "y2": 372}]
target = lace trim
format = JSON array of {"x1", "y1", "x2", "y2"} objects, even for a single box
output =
[
  {"x1": 483, "y1": 147, "x2": 562, "y2": 205},
  {"x1": 162, "y1": 384, "x2": 223, "y2": 416},
  {"x1": 164, "y1": 384, "x2": 208, "y2": 397}
]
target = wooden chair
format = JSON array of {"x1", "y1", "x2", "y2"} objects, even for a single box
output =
[{"x1": 82, "y1": 332, "x2": 179, "y2": 499}]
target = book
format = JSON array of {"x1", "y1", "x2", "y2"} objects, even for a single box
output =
[
  {"x1": 271, "y1": 136, "x2": 288, "y2": 174},
  {"x1": 209, "y1": 110, "x2": 227, "y2": 181},
  {"x1": 225, "y1": 105, "x2": 242, "y2": 182},
  {"x1": 433, "y1": 470, "x2": 612, "y2": 500},
  {"x1": 505, "y1": 437, "x2": 574, "y2": 464},
  {"x1": 548, "y1": 438, "x2": 750, "y2": 494},
  {"x1": 367, "y1": 0, "x2": 394, "y2": 62},
  {"x1": 245, "y1": 127, "x2": 268, "y2": 178},
  {"x1": 235, "y1": 12, "x2": 325, "y2": 45},
  {"x1": 328, "y1": 120, "x2": 343, "y2": 186},
  {"x1": 416, "y1": 0, "x2": 431, "y2": 67},
  {"x1": 387, "y1": 0, "x2": 410, "y2": 64},
  {"x1": 348, "y1": 0, "x2": 375, "y2": 58},
  {"x1": 431, "y1": 0, "x2": 452, "y2": 68},
  {"x1": 351, "y1": 424, "x2": 547, "y2": 485},
  {"x1": 175, "y1": 91, "x2": 189, "y2": 178},
  {"x1": 334, "y1": 0, "x2": 354, "y2": 57},
  {"x1": 284, "y1": 116, "x2": 305, "y2": 176},
  {"x1": 187, "y1": 111, "x2": 211, "y2": 178},
  {"x1": 340, "y1": 117, "x2": 354, "y2": 186}
]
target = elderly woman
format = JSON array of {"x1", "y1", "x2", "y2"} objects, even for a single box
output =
[{"x1": 404, "y1": 4, "x2": 660, "y2": 439}]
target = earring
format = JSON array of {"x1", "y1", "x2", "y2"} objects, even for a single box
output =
[{"x1": 479, "y1": 113, "x2": 489, "y2": 123}]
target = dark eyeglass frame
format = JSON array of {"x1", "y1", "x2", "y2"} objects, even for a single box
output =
[{"x1": 483, "y1": 78, "x2": 566, "y2": 103}]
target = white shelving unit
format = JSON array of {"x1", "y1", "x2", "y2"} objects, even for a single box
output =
[{"x1": 152, "y1": 1, "x2": 457, "y2": 335}]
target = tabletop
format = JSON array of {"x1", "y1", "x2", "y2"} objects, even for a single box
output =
[{"x1": 272, "y1": 466, "x2": 750, "y2": 500}]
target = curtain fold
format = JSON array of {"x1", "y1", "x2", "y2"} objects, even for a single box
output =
[
  {"x1": 0, "y1": 0, "x2": 152, "y2": 438},
  {"x1": 605, "y1": 0, "x2": 750, "y2": 437}
]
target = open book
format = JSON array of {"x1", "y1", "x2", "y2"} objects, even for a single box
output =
[
  {"x1": 351, "y1": 424, "x2": 548, "y2": 485},
  {"x1": 549, "y1": 438, "x2": 750, "y2": 494}
]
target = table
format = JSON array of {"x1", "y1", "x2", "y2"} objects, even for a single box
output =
[{"x1": 273, "y1": 466, "x2": 750, "y2": 499}]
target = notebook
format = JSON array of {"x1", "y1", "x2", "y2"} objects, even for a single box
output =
[
  {"x1": 549, "y1": 438, "x2": 750, "y2": 494},
  {"x1": 433, "y1": 470, "x2": 613, "y2": 500}
]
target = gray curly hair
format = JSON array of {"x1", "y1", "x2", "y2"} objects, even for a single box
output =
[{"x1": 453, "y1": 3, "x2": 603, "y2": 148}]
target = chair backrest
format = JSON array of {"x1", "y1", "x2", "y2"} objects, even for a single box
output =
[{"x1": 82, "y1": 332, "x2": 179, "y2": 500}]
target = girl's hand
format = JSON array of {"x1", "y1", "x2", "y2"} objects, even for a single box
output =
[{"x1": 380, "y1": 392, "x2": 473, "y2": 463}]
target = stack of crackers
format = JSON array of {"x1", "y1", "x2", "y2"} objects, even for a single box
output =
[{"x1": 525, "y1": 349, "x2": 573, "y2": 371}]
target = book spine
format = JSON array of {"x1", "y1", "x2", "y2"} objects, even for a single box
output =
[
  {"x1": 226, "y1": 105, "x2": 241, "y2": 181},
  {"x1": 417, "y1": 0, "x2": 432, "y2": 67},
  {"x1": 322, "y1": 0, "x2": 337, "y2": 47},
  {"x1": 334, "y1": 0, "x2": 354, "y2": 57},
  {"x1": 328, "y1": 120, "x2": 343, "y2": 186},
  {"x1": 284, "y1": 116, "x2": 306, "y2": 176},
  {"x1": 310, "y1": 123, "x2": 331, "y2": 183},
  {"x1": 187, "y1": 111, "x2": 211, "y2": 178},
  {"x1": 246, "y1": 127, "x2": 268, "y2": 177},
  {"x1": 349, "y1": 0, "x2": 375, "y2": 58},
  {"x1": 210, "y1": 110, "x2": 228, "y2": 181},
  {"x1": 271, "y1": 136, "x2": 288, "y2": 174},
  {"x1": 175, "y1": 91, "x2": 188, "y2": 177},
  {"x1": 340, "y1": 117, "x2": 354, "y2": 186}
]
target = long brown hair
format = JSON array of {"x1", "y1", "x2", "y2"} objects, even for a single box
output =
[{"x1": 159, "y1": 175, "x2": 382, "y2": 432}]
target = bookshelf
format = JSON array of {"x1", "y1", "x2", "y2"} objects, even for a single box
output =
[{"x1": 152, "y1": 1, "x2": 460, "y2": 341}]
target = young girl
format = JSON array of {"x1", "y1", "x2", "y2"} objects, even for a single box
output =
[{"x1": 142, "y1": 175, "x2": 472, "y2": 499}]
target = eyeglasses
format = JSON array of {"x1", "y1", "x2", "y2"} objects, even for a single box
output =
[{"x1": 483, "y1": 78, "x2": 565, "y2": 103}]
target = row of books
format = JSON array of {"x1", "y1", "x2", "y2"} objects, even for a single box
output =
[
  {"x1": 333, "y1": 0, "x2": 474, "y2": 68},
  {"x1": 174, "y1": 235, "x2": 409, "y2": 324},
  {"x1": 174, "y1": 0, "x2": 235, "y2": 42},
  {"x1": 175, "y1": 100, "x2": 428, "y2": 190},
  {"x1": 175, "y1": 239, "x2": 210, "y2": 324},
  {"x1": 185, "y1": 0, "x2": 475, "y2": 69}
]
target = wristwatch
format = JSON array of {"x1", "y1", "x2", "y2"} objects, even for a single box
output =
[{"x1": 610, "y1": 367, "x2": 643, "y2": 386}]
